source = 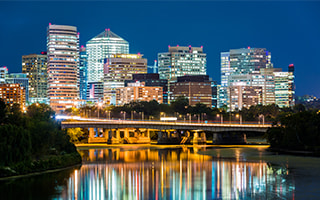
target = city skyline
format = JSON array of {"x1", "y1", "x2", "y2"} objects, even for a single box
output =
[{"x1": 0, "y1": 1, "x2": 319, "y2": 97}]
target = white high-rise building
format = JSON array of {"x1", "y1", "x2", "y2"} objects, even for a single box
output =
[
  {"x1": 218, "y1": 47, "x2": 273, "y2": 110},
  {"x1": 86, "y1": 29, "x2": 129, "y2": 83},
  {"x1": 158, "y1": 45, "x2": 207, "y2": 81},
  {"x1": 47, "y1": 24, "x2": 79, "y2": 112}
]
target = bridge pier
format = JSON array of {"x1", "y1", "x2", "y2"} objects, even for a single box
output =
[
  {"x1": 107, "y1": 129, "x2": 120, "y2": 144},
  {"x1": 192, "y1": 131, "x2": 206, "y2": 145},
  {"x1": 88, "y1": 128, "x2": 108, "y2": 143}
]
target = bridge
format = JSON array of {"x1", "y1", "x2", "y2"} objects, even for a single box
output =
[{"x1": 61, "y1": 119, "x2": 271, "y2": 145}]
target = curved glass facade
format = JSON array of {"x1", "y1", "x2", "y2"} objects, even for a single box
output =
[{"x1": 47, "y1": 24, "x2": 79, "y2": 112}]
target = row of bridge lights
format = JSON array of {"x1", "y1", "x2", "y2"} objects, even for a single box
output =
[{"x1": 96, "y1": 103, "x2": 265, "y2": 125}]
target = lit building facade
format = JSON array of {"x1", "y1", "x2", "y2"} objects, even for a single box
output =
[
  {"x1": 229, "y1": 86, "x2": 263, "y2": 111},
  {"x1": 0, "y1": 66, "x2": 8, "y2": 83},
  {"x1": 47, "y1": 24, "x2": 79, "y2": 112},
  {"x1": 219, "y1": 52, "x2": 230, "y2": 108},
  {"x1": 219, "y1": 47, "x2": 273, "y2": 110},
  {"x1": 0, "y1": 83, "x2": 25, "y2": 109},
  {"x1": 86, "y1": 81, "x2": 104, "y2": 103},
  {"x1": 5, "y1": 73, "x2": 29, "y2": 103},
  {"x1": 170, "y1": 75, "x2": 212, "y2": 107},
  {"x1": 116, "y1": 82, "x2": 163, "y2": 105},
  {"x1": 86, "y1": 29, "x2": 129, "y2": 83},
  {"x1": 158, "y1": 45, "x2": 207, "y2": 81},
  {"x1": 22, "y1": 53, "x2": 47, "y2": 104},
  {"x1": 79, "y1": 46, "x2": 87, "y2": 100},
  {"x1": 104, "y1": 54, "x2": 147, "y2": 105},
  {"x1": 274, "y1": 64, "x2": 295, "y2": 108},
  {"x1": 125, "y1": 73, "x2": 168, "y2": 104}
]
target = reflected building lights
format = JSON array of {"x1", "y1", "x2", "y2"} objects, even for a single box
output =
[{"x1": 57, "y1": 148, "x2": 295, "y2": 199}]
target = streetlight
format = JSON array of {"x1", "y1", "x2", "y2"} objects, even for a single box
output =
[
  {"x1": 217, "y1": 113, "x2": 223, "y2": 124},
  {"x1": 121, "y1": 111, "x2": 126, "y2": 120},
  {"x1": 106, "y1": 110, "x2": 111, "y2": 120},
  {"x1": 259, "y1": 114, "x2": 265, "y2": 125},
  {"x1": 187, "y1": 113, "x2": 191, "y2": 123},
  {"x1": 201, "y1": 113, "x2": 206, "y2": 123},
  {"x1": 236, "y1": 113, "x2": 242, "y2": 124},
  {"x1": 139, "y1": 112, "x2": 144, "y2": 121},
  {"x1": 160, "y1": 112, "x2": 165, "y2": 120},
  {"x1": 97, "y1": 102, "x2": 102, "y2": 119}
]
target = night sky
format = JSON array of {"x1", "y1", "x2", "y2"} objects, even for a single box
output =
[{"x1": 1, "y1": 1, "x2": 319, "y2": 97}]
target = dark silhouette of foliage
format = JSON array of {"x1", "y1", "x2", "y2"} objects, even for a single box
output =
[
  {"x1": 266, "y1": 110, "x2": 320, "y2": 151},
  {"x1": 0, "y1": 103, "x2": 79, "y2": 172}
]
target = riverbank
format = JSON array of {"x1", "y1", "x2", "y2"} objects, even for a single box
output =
[{"x1": 0, "y1": 152, "x2": 82, "y2": 179}]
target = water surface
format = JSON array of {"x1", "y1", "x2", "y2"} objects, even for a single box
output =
[{"x1": 1, "y1": 146, "x2": 319, "y2": 199}]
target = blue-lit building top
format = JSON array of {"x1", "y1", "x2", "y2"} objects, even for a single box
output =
[{"x1": 80, "y1": 46, "x2": 87, "y2": 100}]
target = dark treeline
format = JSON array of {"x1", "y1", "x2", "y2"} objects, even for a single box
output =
[
  {"x1": 66, "y1": 96, "x2": 290, "y2": 123},
  {"x1": 0, "y1": 99, "x2": 81, "y2": 177},
  {"x1": 266, "y1": 108, "x2": 320, "y2": 152}
]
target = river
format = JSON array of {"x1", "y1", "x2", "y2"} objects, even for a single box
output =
[{"x1": 1, "y1": 145, "x2": 320, "y2": 199}]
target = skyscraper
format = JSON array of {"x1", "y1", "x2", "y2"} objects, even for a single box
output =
[
  {"x1": 219, "y1": 47, "x2": 273, "y2": 110},
  {"x1": 47, "y1": 24, "x2": 79, "y2": 112},
  {"x1": 79, "y1": 46, "x2": 87, "y2": 100},
  {"x1": 104, "y1": 54, "x2": 147, "y2": 104},
  {"x1": 86, "y1": 29, "x2": 129, "y2": 83},
  {"x1": 274, "y1": 64, "x2": 295, "y2": 107},
  {"x1": 158, "y1": 45, "x2": 207, "y2": 81},
  {"x1": 22, "y1": 52, "x2": 47, "y2": 104}
]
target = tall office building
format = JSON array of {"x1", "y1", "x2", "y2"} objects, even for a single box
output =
[
  {"x1": 219, "y1": 47, "x2": 273, "y2": 110},
  {"x1": 86, "y1": 29, "x2": 129, "y2": 83},
  {"x1": 0, "y1": 83, "x2": 25, "y2": 109},
  {"x1": 229, "y1": 86, "x2": 263, "y2": 111},
  {"x1": 219, "y1": 52, "x2": 230, "y2": 108},
  {"x1": 22, "y1": 53, "x2": 47, "y2": 104},
  {"x1": 104, "y1": 54, "x2": 147, "y2": 105},
  {"x1": 47, "y1": 24, "x2": 79, "y2": 112},
  {"x1": 158, "y1": 45, "x2": 207, "y2": 81},
  {"x1": 79, "y1": 46, "x2": 87, "y2": 100},
  {"x1": 170, "y1": 75, "x2": 212, "y2": 107},
  {"x1": 274, "y1": 64, "x2": 295, "y2": 108},
  {"x1": 5, "y1": 73, "x2": 29, "y2": 103}
]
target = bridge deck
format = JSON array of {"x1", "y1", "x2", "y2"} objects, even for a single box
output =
[{"x1": 61, "y1": 119, "x2": 271, "y2": 133}]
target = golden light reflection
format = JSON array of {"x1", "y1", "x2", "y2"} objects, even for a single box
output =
[{"x1": 59, "y1": 148, "x2": 295, "y2": 199}]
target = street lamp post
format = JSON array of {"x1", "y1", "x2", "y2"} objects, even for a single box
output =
[
  {"x1": 121, "y1": 111, "x2": 126, "y2": 120},
  {"x1": 97, "y1": 102, "x2": 102, "y2": 119},
  {"x1": 259, "y1": 114, "x2": 265, "y2": 125},
  {"x1": 236, "y1": 113, "x2": 242, "y2": 124},
  {"x1": 217, "y1": 113, "x2": 223, "y2": 124}
]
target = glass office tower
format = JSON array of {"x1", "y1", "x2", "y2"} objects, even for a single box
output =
[
  {"x1": 79, "y1": 46, "x2": 87, "y2": 100},
  {"x1": 219, "y1": 47, "x2": 273, "y2": 110},
  {"x1": 47, "y1": 24, "x2": 79, "y2": 112},
  {"x1": 86, "y1": 29, "x2": 129, "y2": 83},
  {"x1": 22, "y1": 53, "x2": 47, "y2": 104},
  {"x1": 158, "y1": 45, "x2": 207, "y2": 81}
]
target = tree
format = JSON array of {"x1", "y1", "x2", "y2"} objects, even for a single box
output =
[
  {"x1": 170, "y1": 96, "x2": 189, "y2": 115},
  {"x1": 67, "y1": 128, "x2": 85, "y2": 143},
  {"x1": 0, "y1": 99, "x2": 8, "y2": 124}
]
